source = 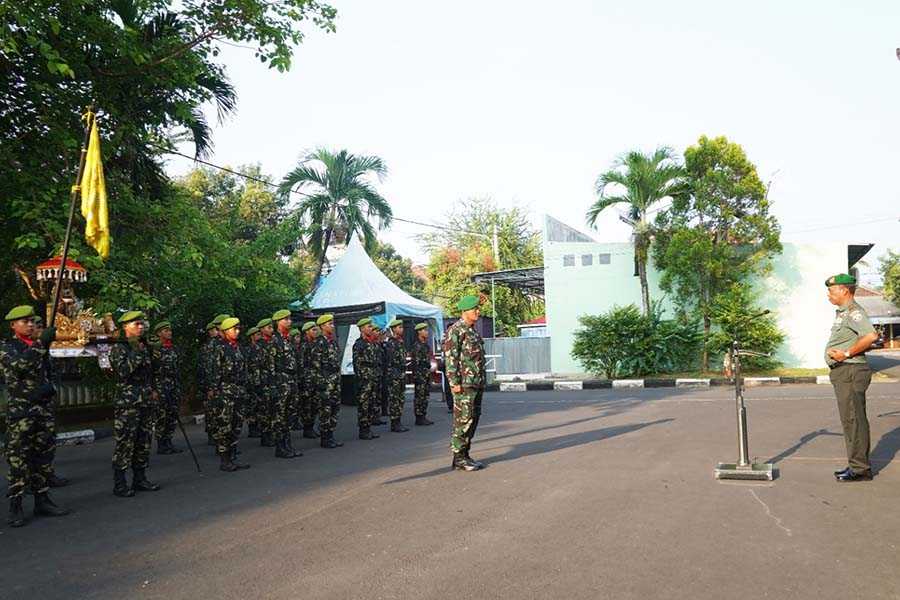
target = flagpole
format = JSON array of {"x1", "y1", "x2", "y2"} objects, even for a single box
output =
[{"x1": 48, "y1": 105, "x2": 95, "y2": 329}]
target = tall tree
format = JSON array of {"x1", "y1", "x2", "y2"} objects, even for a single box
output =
[
  {"x1": 586, "y1": 147, "x2": 684, "y2": 315},
  {"x1": 653, "y1": 135, "x2": 782, "y2": 369},
  {"x1": 278, "y1": 148, "x2": 392, "y2": 287},
  {"x1": 880, "y1": 249, "x2": 900, "y2": 306}
]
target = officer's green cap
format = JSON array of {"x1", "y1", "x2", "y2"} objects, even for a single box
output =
[
  {"x1": 415, "y1": 323, "x2": 428, "y2": 331},
  {"x1": 316, "y1": 313, "x2": 334, "y2": 326},
  {"x1": 302, "y1": 321, "x2": 316, "y2": 332},
  {"x1": 825, "y1": 273, "x2": 856, "y2": 287},
  {"x1": 212, "y1": 313, "x2": 230, "y2": 325},
  {"x1": 153, "y1": 321, "x2": 172, "y2": 333},
  {"x1": 119, "y1": 310, "x2": 146, "y2": 325},
  {"x1": 272, "y1": 309, "x2": 291, "y2": 321},
  {"x1": 356, "y1": 317, "x2": 372, "y2": 328},
  {"x1": 246, "y1": 326, "x2": 259, "y2": 336},
  {"x1": 457, "y1": 295, "x2": 480, "y2": 311},
  {"x1": 220, "y1": 317, "x2": 240, "y2": 331},
  {"x1": 256, "y1": 317, "x2": 272, "y2": 329},
  {"x1": 389, "y1": 318, "x2": 403, "y2": 328},
  {"x1": 4, "y1": 305, "x2": 35, "y2": 321},
  {"x1": 205, "y1": 321, "x2": 217, "y2": 331}
]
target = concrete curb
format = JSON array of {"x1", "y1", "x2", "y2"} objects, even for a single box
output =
[
  {"x1": 54, "y1": 426, "x2": 112, "y2": 446},
  {"x1": 492, "y1": 375, "x2": 842, "y2": 391}
]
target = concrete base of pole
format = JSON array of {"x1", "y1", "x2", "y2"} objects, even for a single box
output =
[{"x1": 714, "y1": 462, "x2": 775, "y2": 481}]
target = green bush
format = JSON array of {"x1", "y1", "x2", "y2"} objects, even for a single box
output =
[
  {"x1": 571, "y1": 303, "x2": 702, "y2": 379},
  {"x1": 708, "y1": 283, "x2": 784, "y2": 371}
]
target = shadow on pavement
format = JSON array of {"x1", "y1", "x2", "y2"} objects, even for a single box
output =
[
  {"x1": 766, "y1": 428, "x2": 843, "y2": 464},
  {"x1": 871, "y1": 425, "x2": 900, "y2": 475}
]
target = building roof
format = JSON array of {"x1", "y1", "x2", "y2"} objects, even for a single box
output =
[
  {"x1": 856, "y1": 293, "x2": 900, "y2": 325},
  {"x1": 471, "y1": 266, "x2": 545, "y2": 295}
]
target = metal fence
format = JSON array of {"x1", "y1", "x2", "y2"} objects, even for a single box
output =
[
  {"x1": 484, "y1": 337, "x2": 550, "y2": 374},
  {"x1": 1, "y1": 381, "x2": 116, "y2": 411}
]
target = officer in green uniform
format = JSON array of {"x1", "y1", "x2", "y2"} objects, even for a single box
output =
[
  {"x1": 824, "y1": 274, "x2": 879, "y2": 481},
  {"x1": 445, "y1": 295, "x2": 486, "y2": 472},
  {"x1": 2, "y1": 305, "x2": 70, "y2": 527}
]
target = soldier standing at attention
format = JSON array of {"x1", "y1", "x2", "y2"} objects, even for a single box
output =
[
  {"x1": 825, "y1": 274, "x2": 880, "y2": 482},
  {"x1": 2, "y1": 305, "x2": 70, "y2": 527},
  {"x1": 271, "y1": 309, "x2": 301, "y2": 459},
  {"x1": 109, "y1": 311, "x2": 161, "y2": 496},
  {"x1": 445, "y1": 295, "x2": 486, "y2": 472},
  {"x1": 311, "y1": 314, "x2": 344, "y2": 448},
  {"x1": 352, "y1": 317, "x2": 380, "y2": 440},
  {"x1": 411, "y1": 323, "x2": 435, "y2": 426},
  {"x1": 371, "y1": 326, "x2": 386, "y2": 426},
  {"x1": 244, "y1": 326, "x2": 262, "y2": 439},
  {"x1": 30, "y1": 315, "x2": 69, "y2": 487},
  {"x1": 152, "y1": 321, "x2": 184, "y2": 455},
  {"x1": 384, "y1": 319, "x2": 409, "y2": 433},
  {"x1": 299, "y1": 321, "x2": 321, "y2": 439},
  {"x1": 201, "y1": 314, "x2": 229, "y2": 446},
  {"x1": 209, "y1": 318, "x2": 251, "y2": 472},
  {"x1": 289, "y1": 327, "x2": 303, "y2": 432},
  {"x1": 256, "y1": 318, "x2": 277, "y2": 448}
]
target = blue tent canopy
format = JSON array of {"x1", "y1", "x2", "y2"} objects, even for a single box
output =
[{"x1": 293, "y1": 237, "x2": 444, "y2": 334}]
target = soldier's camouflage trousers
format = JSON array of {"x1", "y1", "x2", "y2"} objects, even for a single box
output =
[
  {"x1": 4, "y1": 415, "x2": 54, "y2": 498},
  {"x1": 212, "y1": 384, "x2": 244, "y2": 456},
  {"x1": 155, "y1": 389, "x2": 179, "y2": 443},
  {"x1": 317, "y1": 376, "x2": 342, "y2": 435},
  {"x1": 356, "y1": 379, "x2": 379, "y2": 428},
  {"x1": 271, "y1": 378, "x2": 294, "y2": 437},
  {"x1": 255, "y1": 388, "x2": 271, "y2": 435},
  {"x1": 113, "y1": 405, "x2": 153, "y2": 471},
  {"x1": 387, "y1": 377, "x2": 406, "y2": 420},
  {"x1": 300, "y1": 380, "x2": 319, "y2": 428},
  {"x1": 200, "y1": 385, "x2": 211, "y2": 434},
  {"x1": 413, "y1": 379, "x2": 429, "y2": 417},
  {"x1": 288, "y1": 384, "x2": 301, "y2": 429},
  {"x1": 244, "y1": 389, "x2": 259, "y2": 430},
  {"x1": 450, "y1": 388, "x2": 483, "y2": 455}
]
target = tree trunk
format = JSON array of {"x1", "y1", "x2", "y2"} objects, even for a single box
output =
[
  {"x1": 635, "y1": 234, "x2": 651, "y2": 316},
  {"x1": 313, "y1": 226, "x2": 334, "y2": 293},
  {"x1": 702, "y1": 313, "x2": 711, "y2": 371}
]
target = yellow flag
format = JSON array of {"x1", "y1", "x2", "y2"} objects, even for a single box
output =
[{"x1": 80, "y1": 114, "x2": 110, "y2": 258}]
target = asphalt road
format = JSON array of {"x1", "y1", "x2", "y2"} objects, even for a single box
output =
[{"x1": 2, "y1": 382, "x2": 899, "y2": 600}]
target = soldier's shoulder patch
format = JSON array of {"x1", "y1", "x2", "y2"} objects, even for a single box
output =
[{"x1": 850, "y1": 311, "x2": 863, "y2": 322}]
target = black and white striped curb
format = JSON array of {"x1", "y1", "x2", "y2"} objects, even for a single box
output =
[{"x1": 491, "y1": 375, "x2": 836, "y2": 392}]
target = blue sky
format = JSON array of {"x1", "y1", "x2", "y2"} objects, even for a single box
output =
[{"x1": 167, "y1": 0, "x2": 899, "y2": 282}]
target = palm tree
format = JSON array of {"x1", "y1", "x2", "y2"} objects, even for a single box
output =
[
  {"x1": 279, "y1": 148, "x2": 392, "y2": 288},
  {"x1": 586, "y1": 147, "x2": 684, "y2": 315}
]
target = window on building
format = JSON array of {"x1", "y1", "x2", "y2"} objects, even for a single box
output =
[
  {"x1": 598, "y1": 253, "x2": 611, "y2": 265},
  {"x1": 581, "y1": 254, "x2": 593, "y2": 266},
  {"x1": 563, "y1": 254, "x2": 575, "y2": 267}
]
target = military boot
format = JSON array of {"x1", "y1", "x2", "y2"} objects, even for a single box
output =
[
  {"x1": 390, "y1": 419, "x2": 409, "y2": 433},
  {"x1": 113, "y1": 468, "x2": 135, "y2": 498},
  {"x1": 8, "y1": 497, "x2": 26, "y2": 527},
  {"x1": 302, "y1": 425, "x2": 319, "y2": 439},
  {"x1": 34, "y1": 492, "x2": 71, "y2": 517},
  {"x1": 260, "y1": 431, "x2": 276, "y2": 447},
  {"x1": 415, "y1": 415, "x2": 434, "y2": 426},
  {"x1": 276, "y1": 435, "x2": 301, "y2": 458},
  {"x1": 321, "y1": 432, "x2": 343, "y2": 449},
  {"x1": 463, "y1": 450, "x2": 484, "y2": 469},
  {"x1": 359, "y1": 427, "x2": 380, "y2": 440},
  {"x1": 220, "y1": 451, "x2": 238, "y2": 472},
  {"x1": 371, "y1": 416, "x2": 386, "y2": 426},
  {"x1": 451, "y1": 453, "x2": 481, "y2": 472},
  {"x1": 229, "y1": 446, "x2": 251, "y2": 469},
  {"x1": 156, "y1": 439, "x2": 174, "y2": 455},
  {"x1": 132, "y1": 467, "x2": 161, "y2": 492},
  {"x1": 47, "y1": 472, "x2": 70, "y2": 487}
]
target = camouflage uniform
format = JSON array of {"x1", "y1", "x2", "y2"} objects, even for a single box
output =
[
  {"x1": 290, "y1": 335, "x2": 303, "y2": 430},
  {"x1": 383, "y1": 335, "x2": 407, "y2": 421},
  {"x1": 444, "y1": 320, "x2": 486, "y2": 455},
  {"x1": 0, "y1": 336, "x2": 55, "y2": 498},
  {"x1": 255, "y1": 335, "x2": 277, "y2": 439},
  {"x1": 198, "y1": 336, "x2": 219, "y2": 438},
  {"x1": 352, "y1": 336, "x2": 380, "y2": 429},
  {"x1": 208, "y1": 339, "x2": 247, "y2": 456},
  {"x1": 376, "y1": 337, "x2": 388, "y2": 420},
  {"x1": 298, "y1": 337, "x2": 319, "y2": 433},
  {"x1": 151, "y1": 340, "x2": 181, "y2": 447},
  {"x1": 311, "y1": 334, "x2": 341, "y2": 436},
  {"x1": 271, "y1": 331, "x2": 297, "y2": 440},
  {"x1": 109, "y1": 339, "x2": 155, "y2": 471},
  {"x1": 410, "y1": 338, "x2": 432, "y2": 417},
  {"x1": 243, "y1": 340, "x2": 260, "y2": 435}
]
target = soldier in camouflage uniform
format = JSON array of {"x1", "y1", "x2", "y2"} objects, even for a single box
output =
[
  {"x1": 289, "y1": 327, "x2": 303, "y2": 431},
  {"x1": 352, "y1": 317, "x2": 381, "y2": 440},
  {"x1": 110, "y1": 311, "x2": 162, "y2": 496},
  {"x1": 30, "y1": 315, "x2": 69, "y2": 488},
  {"x1": 243, "y1": 326, "x2": 262, "y2": 438},
  {"x1": 255, "y1": 318, "x2": 277, "y2": 447},
  {"x1": 445, "y1": 295, "x2": 486, "y2": 472},
  {"x1": 2, "y1": 305, "x2": 70, "y2": 527},
  {"x1": 299, "y1": 321, "x2": 321, "y2": 439},
  {"x1": 384, "y1": 319, "x2": 409, "y2": 433},
  {"x1": 377, "y1": 327, "x2": 389, "y2": 422},
  {"x1": 411, "y1": 323, "x2": 434, "y2": 426},
  {"x1": 151, "y1": 321, "x2": 184, "y2": 455},
  {"x1": 270, "y1": 309, "x2": 301, "y2": 458},
  {"x1": 311, "y1": 314, "x2": 344, "y2": 448},
  {"x1": 200, "y1": 315, "x2": 228, "y2": 446},
  {"x1": 207, "y1": 317, "x2": 251, "y2": 472}
]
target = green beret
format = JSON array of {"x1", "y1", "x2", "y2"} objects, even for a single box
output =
[
  {"x1": 246, "y1": 326, "x2": 259, "y2": 336},
  {"x1": 302, "y1": 321, "x2": 316, "y2": 332},
  {"x1": 4, "y1": 305, "x2": 35, "y2": 321},
  {"x1": 256, "y1": 317, "x2": 272, "y2": 329},
  {"x1": 316, "y1": 313, "x2": 334, "y2": 326},
  {"x1": 289, "y1": 328, "x2": 299, "y2": 336},
  {"x1": 220, "y1": 317, "x2": 240, "y2": 331},
  {"x1": 415, "y1": 323, "x2": 428, "y2": 331},
  {"x1": 272, "y1": 309, "x2": 291, "y2": 321},
  {"x1": 205, "y1": 321, "x2": 217, "y2": 331},
  {"x1": 119, "y1": 310, "x2": 146, "y2": 325},
  {"x1": 356, "y1": 317, "x2": 372, "y2": 328},
  {"x1": 153, "y1": 321, "x2": 172, "y2": 333},
  {"x1": 212, "y1": 313, "x2": 230, "y2": 325},
  {"x1": 825, "y1": 273, "x2": 856, "y2": 287},
  {"x1": 457, "y1": 295, "x2": 479, "y2": 311},
  {"x1": 389, "y1": 318, "x2": 403, "y2": 328}
]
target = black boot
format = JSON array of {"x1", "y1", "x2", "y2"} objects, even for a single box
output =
[
  {"x1": 464, "y1": 450, "x2": 484, "y2": 469},
  {"x1": 371, "y1": 416, "x2": 386, "y2": 426},
  {"x1": 359, "y1": 427, "x2": 380, "y2": 440},
  {"x1": 220, "y1": 452, "x2": 238, "y2": 472},
  {"x1": 302, "y1": 425, "x2": 319, "y2": 439},
  {"x1": 47, "y1": 473, "x2": 70, "y2": 487},
  {"x1": 321, "y1": 432, "x2": 342, "y2": 449},
  {"x1": 276, "y1": 435, "x2": 301, "y2": 458},
  {"x1": 113, "y1": 468, "x2": 134, "y2": 498},
  {"x1": 247, "y1": 423, "x2": 261, "y2": 438},
  {"x1": 260, "y1": 431, "x2": 276, "y2": 447},
  {"x1": 451, "y1": 453, "x2": 481, "y2": 472},
  {"x1": 285, "y1": 435, "x2": 302, "y2": 457},
  {"x1": 7, "y1": 497, "x2": 25, "y2": 527},
  {"x1": 132, "y1": 467, "x2": 161, "y2": 492},
  {"x1": 415, "y1": 415, "x2": 434, "y2": 426},
  {"x1": 390, "y1": 419, "x2": 409, "y2": 433},
  {"x1": 229, "y1": 446, "x2": 251, "y2": 469},
  {"x1": 34, "y1": 492, "x2": 70, "y2": 517}
]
